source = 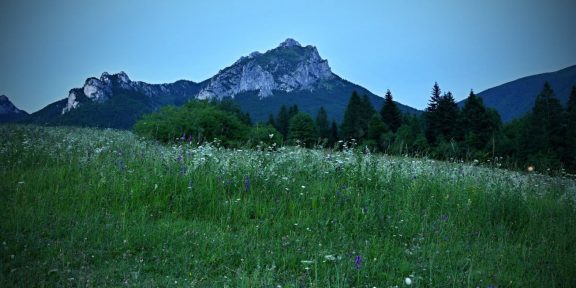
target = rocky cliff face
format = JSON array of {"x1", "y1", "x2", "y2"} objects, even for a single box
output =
[
  {"x1": 62, "y1": 72, "x2": 199, "y2": 114},
  {"x1": 197, "y1": 38, "x2": 334, "y2": 99},
  {"x1": 0, "y1": 95, "x2": 27, "y2": 115},
  {"x1": 61, "y1": 39, "x2": 335, "y2": 114}
]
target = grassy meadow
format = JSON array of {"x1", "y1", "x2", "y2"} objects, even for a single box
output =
[{"x1": 1, "y1": 125, "x2": 575, "y2": 287}]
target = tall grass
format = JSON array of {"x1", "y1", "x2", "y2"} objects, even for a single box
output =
[{"x1": 1, "y1": 125, "x2": 575, "y2": 287}]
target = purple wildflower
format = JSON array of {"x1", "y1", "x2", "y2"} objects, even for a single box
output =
[
  {"x1": 116, "y1": 159, "x2": 126, "y2": 170},
  {"x1": 354, "y1": 255, "x2": 362, "y2": 270},
  {"x1": 440, "y1": 214, "x2": 449, "y2": 222},
  {"x1": 244, "y1": 175, "x2": 250, "y2": 192}
]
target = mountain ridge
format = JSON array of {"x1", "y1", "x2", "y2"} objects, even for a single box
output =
[
  {"x1": 464, "y1": 65, "x2": 576, "y2": 122},
  {"x1": 21, "y1": 38, "x2": 418, "y2": 128}
]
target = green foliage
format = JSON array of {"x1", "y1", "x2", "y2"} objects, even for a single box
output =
[
  {"x1": 287, "y1": 112, "x2": 316, "y2": 147},
  {"x1": 461, "y1": 91, "x2": 501, "y2": 156},
  {"x1": 329, "y1": 120, "x2": 339, "y2": 147},
  {"x1": 393, "y1": 116, "x2": 429, "y2": 155},
  {"x1": 340, "y1": 91, "x2": 376, "y2": 141},
  {"x1": 275, "y1": 105, "x2": 290, "y2": 138},
  {"x1": 519, "y1": 83, "x2": 564, "y2": 169},
  {"x1": 565, "y1": 86, "x2": 576, "y2": 170},
  {"x1": 247, "y1": 124, "x2": 283, "y2": 148},
  {"x1": 213, "y1": 97, "x2": 252, "y2": 125},
  {"x1": 315, "y1": 106, "x2": 330, "y2": 142},
  {"x1": 380, "y1": 89, "x2": 403, "y2": 132},
  {"x1": 425, "y1": 82, "x2": 443, "y2": 144},
  {"x1": 133, "y1": 100, "x2": 249, "y2": 147},
  {"x1": 366, "y1": 114, "x2": 388, "y2": 151}
]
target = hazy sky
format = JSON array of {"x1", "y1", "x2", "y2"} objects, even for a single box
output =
[{"x1": 1, "y1": 0, "x2": 575, "y2": 113}]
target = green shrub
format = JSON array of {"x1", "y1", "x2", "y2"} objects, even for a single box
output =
[{"x1": 133, "y1": 100, "x2": 249, "y2": 147}]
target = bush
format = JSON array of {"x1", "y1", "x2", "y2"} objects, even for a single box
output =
[
  {"x1": 134, "y1": 100, "x2": 249, "y2": 147},
  {"x1": 247, "y1": 124, "x2": 283, "y2": 148}
]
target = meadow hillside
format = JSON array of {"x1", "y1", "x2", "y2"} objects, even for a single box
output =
[{"x1": 1, "y1": 125, "x2": 575, "y2": 287}]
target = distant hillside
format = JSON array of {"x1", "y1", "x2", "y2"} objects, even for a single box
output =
[{"x1": 468, "y1": 65, "x2": 576, "y2": 122}]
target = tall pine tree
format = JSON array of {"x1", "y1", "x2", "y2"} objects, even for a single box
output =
[
  {"x1": 564, "y1": 86, "x2": 576, "y2": 171},
  {"x1": 367, "y1": 114, "x2": 388, "y2": 151},
  {"x1": 436, "y1": 92, "x2": 460, "y2": 141},
  {"x1": 315, "y1": 106, "x2": 330, "y2": 140},
  {"x1": 276, "y1": 105, "x2": 290, "y2": 139},
  {"x1": 329, "y1": 120, "x2": 339, "y2": 147},
  {"x1": 520, "y1": 82, "x2": 564, "y2": 168},
  {"x1": 341, "y1": 91, "x2": 374, "y2": 141},
  {"x1": 425, "y1": 82, "x2": 443, "y2": 144},
  {"x1": 380, "y1": 89, "x2": 402, "y2": 133},
  {"x1": 461, "y1": 90, "x2": 495, "y2": 152}
]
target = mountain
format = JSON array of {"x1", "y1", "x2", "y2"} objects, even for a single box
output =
[
  {"x1": 466, "y1": 65, "x2": 576, "y2": 122},
  {"x1": 0, "y1": 95, "x2": 28, "y2": 122},
  {"x1": 26, "y1": 38, "x2": 419, "y2": 129},
  {"x1": 196, "y1": 38, "x2": 418, "y2": 122},
  {"x1": 28, "y1": 72, "x2": 200, "y2": 129}
]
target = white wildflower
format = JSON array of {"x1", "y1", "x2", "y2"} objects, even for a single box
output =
[
  {"x1": 324, "y1": 255, "x2": 336, "y2": 261},
  {"x1": 404, "y1": 277, "x2": 412, "y2": 285}
]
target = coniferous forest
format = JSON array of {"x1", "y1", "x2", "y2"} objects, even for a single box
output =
[{"x1": 133, "y1": 82, "x2": 576, "y2": 175}]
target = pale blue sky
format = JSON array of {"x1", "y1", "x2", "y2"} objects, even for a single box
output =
[{"x1": 1, "y1": 0, "x2": 575, "y2": 113}]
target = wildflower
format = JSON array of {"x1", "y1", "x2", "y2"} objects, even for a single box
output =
[
  {"x1": 439, "y1": 214, "x2": 449, "y2": 222},
  {"x1": 244, "y1": 175, "x2": 250, "y2": 192},
  {"x1": 527, "y1": 165, "x2": 534, "y2": 172},
  {"x1": 354, "y1": 255, "x2": 362, "y2": 270},
  {"x1": 300, "y1": 260, "x2": 313, "y2": 264},
  {"x1": 404, "y1": 277, "x2": 412, "y2": 285},
  {"x1": 324, "y1": 255, "x2": 336, "y2": 261}
]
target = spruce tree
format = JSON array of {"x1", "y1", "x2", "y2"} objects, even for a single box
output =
[
  {"x1": 564, "y1": 86, "x2": 576, "y2": 170},
  {"x1": 288, "y1": 105, "x2": 299, "y2": 119},
  {"x1": 367, "y1": 114, "x2": 388, "y2": 151},
  {"x1": 329, "y1": 120, "x2": 339, "y2": 146},
  {"x1": 380, "y1": 89, "x2": 402, "y2": 133},
  {"x1": 315, "y1": 106, "x2": 330, "y2": 140},
  {"x1": 288, "y1": 112, "x2": 316, "y2": 147},
  {"x1": 425, "y1": 82, "x2": 443, "y2": 144},
  {"x1": 521, "y1": 82, "x2": 564, "y2": 168},
  {"x1": 461, "y1": 90, "x2": 494, "y2": 151},
  {"x1": 341, "y1": 91, "x2": 368, "y2": 141},
  {"x1": 361, "y1": 94, "x2": 376, "y2": 118},
  {"x1": 276, "y1": 105, "x2": 290, "y2": 139},
  {"x1": 267, "y1": 113, "x2": 276, "y2": 129},
  {"x1": 437, "y1": 92, "x2": 460, "y2": 141}
]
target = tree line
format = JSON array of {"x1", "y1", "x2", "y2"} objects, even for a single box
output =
[{"x1": 133, "y1": 83, "x2": 576, "y2": 173}]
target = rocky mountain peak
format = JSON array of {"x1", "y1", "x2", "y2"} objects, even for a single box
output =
[
  {"x1": 61, "y1": 70, "x2": 200, "y2": 115},
  {"x1": 279, "y1": 38, "x2": 302, "y2": 48},
  {"x1": 0, "y1": 95, "x2": 26, "y2": 115},
  {"x1": 197, "y1": 39, "x2": 334, "y2": 100}
]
